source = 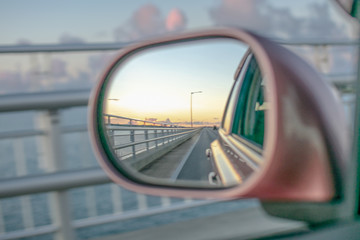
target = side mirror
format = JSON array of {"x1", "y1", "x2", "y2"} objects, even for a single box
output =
[{"x1": 89, "y1": 29, "x2": 349, "y2": 202}]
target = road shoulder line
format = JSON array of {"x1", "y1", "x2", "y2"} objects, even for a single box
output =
[{"x1": 170, "y1": 130, "x2": 203, "y2": 180}]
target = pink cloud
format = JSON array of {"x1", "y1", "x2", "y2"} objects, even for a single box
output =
[
  {"x1": 166, "y1": 8, "x2": 187, "y2": 32},
  {"x1": 210, "y1": 0, "x2": 354, "y2": 40},
  {"x1": 114, "y1": 4, "x2": 165, "y2": 41},
  {"x1": 114, "y1": 4, "x2": 188, "y2": 42},
  {"x1": 132, "y1": 4, "x2": 163, "y2": 35},
  {"x1": 210, "y1": 0, "x2": 260, "y2": 27}
]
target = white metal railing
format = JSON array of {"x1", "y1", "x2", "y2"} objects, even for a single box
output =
[
  {"x1": 105, "y1": 114, "x2": 183, "y2": 127},
  {"x1": 104, "y1": 114, "x2": 200, "y2": 163},
  {"x1": 0, "y1": 90, "x2": 208, "y2": 240},
  {"x1": 0, "y1": 42, "x2": 132, "y2": 54},
  {"x1": 103, "y1": 114, "x2": 201, "y2": 172}
]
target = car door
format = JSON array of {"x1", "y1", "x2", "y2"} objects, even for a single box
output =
[{"x1": 211, "y1": 52, "x2": 265, "y2": 185}]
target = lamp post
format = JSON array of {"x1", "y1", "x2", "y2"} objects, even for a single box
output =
[{"x1": 190, "y1": 91, "x2": 202, "y2": 128}]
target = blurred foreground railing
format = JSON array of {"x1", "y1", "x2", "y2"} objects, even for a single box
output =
[
  {"x1": 0, "y1": 90, "x2": 209, "y2": 240},
  {"x1": 0, "y1": 40, "x2": 357, "y2": 240}
]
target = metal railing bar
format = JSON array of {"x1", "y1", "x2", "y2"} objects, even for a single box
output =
[
  {"x1": 0, "y1": 204, "x2": 4, "y2": 234},
  {"x1": 104, "y1": 114, "x2": 180, "y2": 127},
  {"x1": 137, "y1": 194, "x2": 148, "y2": 210},
  {"x1": 0, "y1": 130, "x2": 45, "y2": 139},
  {"x1": 13, "y1": 138, "x2": 35, "y2": 229},
  {"x1": 0, "y1": 39, "x2": 356, "y2": 54},
  {"x1": 0, "y1": 168, "x2": 110, "y2": 198},
  {"x1": 112, "y1": 133, "x2": 149, "y2": 137},
  {"x1": 110, "y1": 185, "x2": 123, "y2": 213},
  {"x1": 114, "y1": 129, "x2": 199, "y2": 150},
  {"x1": 325, "y1": 73, "x2": 356, "y2": 84},
  {"x1": 0, "y1": 89, "x2": 90, "y2": 112},
  {"x1": 277, "y1": 39, "x2": 359, "y2": 46},
  {"x1": 0, "y1": 224, "x2": 58, "y2": 240},
  {"x1": 161, "y1": 196, "x2": 171, "y2": 207},
  {"x1": 105, "y1": 114, "x2": 163, "y2": 124},
  {"x1": 0, "y1": 42, "x2": 132, "y2": 54},
  {"x1": 73, "y1": 199, "x2": 217, "y2": 229},
  {"x1": 107, "y1": 126, "x2": 190, "y2": 131},
  {"x1": 111, "y1": 130, "x2": 189, "y2": 137}
]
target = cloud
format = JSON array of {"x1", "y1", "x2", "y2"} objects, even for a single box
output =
[
  {"x1": 133, "y1": 4, "x2": 163, "y2": 36},
  {"x1": 209, "y1": 0, "x2": 354, "y2": 40},
  {"x1": 209, "y1": 0, "x2": 358, "y2": 76},
  {"x1": 114, "y1": 5, "x2": 187, "y2": 42},
  {"x1": 114, "y1": 4, "x2": 164, "y2": 42},
  {"x1": 209, "y1": 0, "x2": 267, "y2": 31},
  {"x1": 166, "y1": 8, "x2": 187, "y2": 32},
  {"x1": 59, "y1": 33, "x2": 86, "y2": 44}
]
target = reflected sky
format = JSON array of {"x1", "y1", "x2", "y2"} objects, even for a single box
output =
[{"x1": 105, "y1": 39, "x2": 248, "y2": 125}]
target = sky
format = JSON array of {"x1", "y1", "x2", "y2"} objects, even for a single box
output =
[
  {"x1": 0, "y1": 0, "x2": 357, "y2": 45},
  {"x1": 0, "y1": 0, "x2": 358, "y2": 98},
  {"x1": 105, "y1": 39, "x2": 248, "y2": 125},
  {"x1": 0, "y1": 0, "x2": 211, "y2": 45}
]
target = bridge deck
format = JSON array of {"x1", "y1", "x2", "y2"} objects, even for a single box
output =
[
  {"x1": 141, "y1": 128, "x2": 219, "y2": 182},
  {"x1": 141, "y1": 131, "x2": 202, "y2": 178}
]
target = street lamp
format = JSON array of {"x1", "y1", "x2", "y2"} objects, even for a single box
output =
[{"x1": 190, "y1": 91, "x2": 202, "y2": 128}]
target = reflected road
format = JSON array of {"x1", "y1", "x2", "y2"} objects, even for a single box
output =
[
  {"x1": 176, "y1": 128, "x2": 219, "y2": 181},
  {"x1": 141, "y1": 128, "x2": 219, "y2": 182}
]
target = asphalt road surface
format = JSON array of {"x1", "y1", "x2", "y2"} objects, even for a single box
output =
[{"x1": 175, "y1": 128, "x2": 219, "y2": 181}]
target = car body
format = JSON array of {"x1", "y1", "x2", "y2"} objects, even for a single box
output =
[{"x1": 207, "y1": 51, "x2": 264, "y2": 186}]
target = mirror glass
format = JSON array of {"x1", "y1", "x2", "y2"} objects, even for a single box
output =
[{"x1": 100, "y1": 38, "x2": 265, "y2": 188}]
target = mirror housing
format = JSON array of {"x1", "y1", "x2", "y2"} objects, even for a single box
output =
[
  {"x1": 89, "y1": 28, "x2": 349, "y2": 202},
  {"x1": 336, "y1": 0, "x2": 360, "y2": 19}
]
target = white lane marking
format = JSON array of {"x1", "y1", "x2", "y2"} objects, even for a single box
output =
[{"x1": 170, "y1": 130, "x2": 203, "y2": 181}]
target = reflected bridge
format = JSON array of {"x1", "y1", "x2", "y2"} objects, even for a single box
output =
[{"x1": 104, "y1": 114, "x2": 219, "y2": 182}]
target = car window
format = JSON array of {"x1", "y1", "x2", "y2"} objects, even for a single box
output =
[
  {"x1": 232, "y1": 56, "x2": 265, "y2": 147},
  {"x1": 221, "y1": 53, "x2": 252, "y2": 132}
]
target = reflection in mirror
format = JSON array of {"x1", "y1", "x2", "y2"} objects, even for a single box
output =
[{"x1": 101, "y1": 38, "x2": 265, "y2": 188}]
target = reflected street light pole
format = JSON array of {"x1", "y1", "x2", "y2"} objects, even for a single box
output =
[{"x1": 190, "y1": 91, "x2": 202, "y2": 128}]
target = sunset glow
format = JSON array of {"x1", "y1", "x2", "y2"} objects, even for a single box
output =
[{"x1": 105, "y1": 39, "x2": 248, "y2": 126}]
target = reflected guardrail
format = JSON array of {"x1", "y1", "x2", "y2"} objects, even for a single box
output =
[{"x1": 104, "y1": 114, "x2": 201, "y2": 170}]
